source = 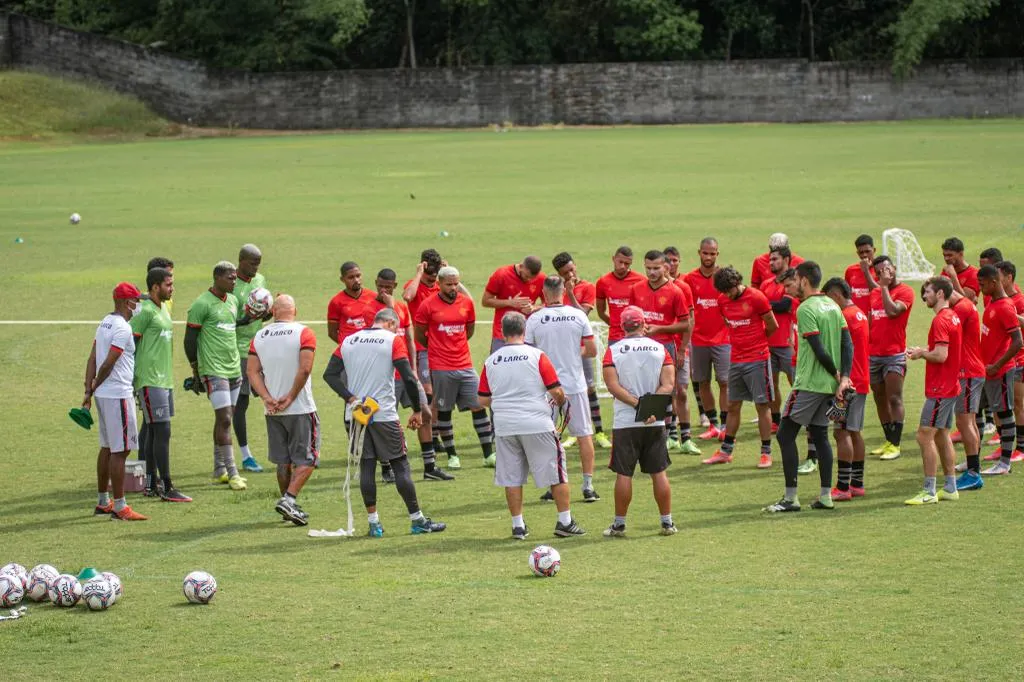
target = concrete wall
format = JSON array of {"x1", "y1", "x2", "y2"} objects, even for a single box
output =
[{"x1": 5, "y1": 12, "x2": 1023, "y2": 129}]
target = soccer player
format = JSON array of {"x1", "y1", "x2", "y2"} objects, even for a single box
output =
[
  {"x1": 131, "y1": 267, "x2": 190, "y2": 502},
  {"x1": 764, "y1": 261, "x2": 853, "y2": 513},
  {"x1": 749, "y1": 232, "x2": 804, "y2": 289},
  {"x1": 867, "y1": 255, "x2": 915, "y2": 461},
  {"x1": 413, "y1": 266, "x2": 494, "y2": 469},
  {"x1": 704, "y1": 266, "x2": 778, "y2": 467},
  {"x1": 482, "y1": 256, "x2": 545, "y2": 354},
  {"x1": 940, "y1": 237, "x2": 979, "y2": 303},
  {"x1": 595, "y1": 245, "x2": 645, "y2": 346},
  {"x1": 185, "y1": 261, "x2": 247, "y2": 490},
  {"x1": 904, "y1": 277, "x2": 962, "y2": 505},
  {"x1": 525, "y1": 276, "x2": 599, "y2": 502},
  {"x1": 136, "y1": 256, "x2": 174, "y2": 484},
  {"x1": 247, "y1": 295, "x2": 319, "y2": 525},
  {"x1": 760, "y1": 247, "x2": 797, "y2": 434},
  {"x1": 233, "y1": 244, "x2": 270, "y2": 474},
  {"x1": 949, "y1": 288, "x2": 986, "y2": 490},
  {"x1": 601, "y1": 306, "x2": 677, "y2": 536},
  {"x1": 323, "y1": 308, "x2": 446, "y2": 537},
  {"x1": 823, "y1": 279, "x2": 870, "y2": 500},
  {"x1": 551, "y1": 251, "x2": 612, "y2": 449},
  {"x1": 843, "y1": 234, "x2": 877, "y2": 314},
  {"x1": 480, "y1": 312, "x2": 585, "y2": 539},
  {"x1": 685, "y1": 237, "x2": 730, "y2": 439},
  {"x1": 663, "y1": 245, "x2": 701, "y2": 454},
  {"x1": 975, "y1": 247, "x2": 1004, "y2": 441},
  {"x1": 327, "y1": 261, "x2": 377, "y2": 345},
  {"x1": 976, "y1": 265, "x2": 1023, "y2": 475},
  {"x1": 995, "y1": 260, "x2": 1024, "y2": 461},
  {"x1": 403, "y1": 249, "x2": 446, "y2": 455},
  {"x1": 83, "y1": 282, "x2": 148, "y2": 521}
]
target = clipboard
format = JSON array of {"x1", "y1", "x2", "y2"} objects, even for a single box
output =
[{"x1": 634, "y1": 393, "x2": 673, "y2": 422}]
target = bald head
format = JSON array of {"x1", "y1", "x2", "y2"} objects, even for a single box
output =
[
  {"x1": 239, "y1": 243, "x2": 262, "y2": 261},
  {"x1": 272, "y1": 294, "x2": 296, "y2": 321}
]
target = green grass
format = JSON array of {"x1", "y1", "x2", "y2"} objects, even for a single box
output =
[
  {"x1": 0, "y1": 71, "x2": 171, "y2": 140},
  {"x1": 2, "y1": 121, "x2": 1024, "y2": 680}
]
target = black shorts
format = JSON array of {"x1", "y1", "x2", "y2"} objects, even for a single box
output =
[{"x1": 608, "y1": 427, "x2": 670, "y2": 476}]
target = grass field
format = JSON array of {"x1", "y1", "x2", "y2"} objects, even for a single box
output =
[{"x1": 2, "y1": 120, "x2": 1024, "y2": 680}]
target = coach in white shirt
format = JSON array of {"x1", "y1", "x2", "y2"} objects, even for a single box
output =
[
  {"x1": 479, "y1": 311, "x2": 586, "y2": 540},
  {"x1": 525, "y1": 276, "x2": 600, "y2": 503}
]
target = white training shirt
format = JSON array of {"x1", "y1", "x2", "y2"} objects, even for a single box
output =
[
  {"x1": 602, "y1": 336, "x2": 673, "y2": 429},
  {"x1": 478, "y1": 343, "x2": 562, "y2": 436},
  {"x1": 92, "y1": 313, "x2": 136, "y2": 399},
  {"x1": 524, "y1": 304, "x2": 594, "y2": 396},
  {"x1": 249, "y1": 322, "x2": 318, "y2": 416},
  {"x1": 338, "y1": 327, "x2": 409, "y2": 423}
]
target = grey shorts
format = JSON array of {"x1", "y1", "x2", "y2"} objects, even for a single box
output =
[
  {"x1": 769, "y1": 346, "x2": 795, "y2": 383},
  {"x1": 138, "y1": 387, "x2": 174, "y2": 424},
  {"x1": 94, "y1": 397, "x2": 139, "y2": 453},
  {"x1": 494, "y1": 432, "x2": 567, "y2": 488},
  {"x1": 782, "y1": 389, "x2": 832, "y2": 428},
  {"x1": 869, "y1": 354, "x2": 907, "y2": 385},
  {"x1": 691, "y1": 345, "x2": 730, "y2": 383},
  {"x1": 416, "y1": 350, "x2": 431, "y2": 388},
  {"x1": 727, "y1": 360, "x2": 774, "y2": 404},
  {"x1": 395, "y1": 377, "x2": 430, "y2": 412},
  {"x1": 561, "y1": 391, "x2": 594, "y2": 437},
  {"x1": 835, "y1": 392, "x2": 867, "y2": 432},
  {"x1": 675, "y1": 349, "x2": 690, "y2": 388},
  {"x1": 920, "y1": 398, "x2": 956, "y2": 430},
  {"x1": 204, "y1": 375, "x2": 242, "y2": 410},
  {"x1": 359, "y1": 421, "x2": 407, "y2": 463},
  {"x1": 431, "y1": 368, "x2": 481, "y2": 412},
  {"x1": 609, "y1": 426, "x2": 670, "y2": 476},
  {"x1": 582, "y1": 355, "x2": 596, "y2": 388},
  {"x1": 239, "y1": 358, "x2": 251, "y2": 396},
  {"x1": 266, "y1": 412, "x2": 321, "y2": 467},
  {"x1": 956, "y1": 377, "x2": 984, "y2": 415},
  {"x1": 984, "y1": 373, "x2": 1015, "y2": 413},
  {"x1": 490, "y1": 337, "x2": 506, "y2": 354}
]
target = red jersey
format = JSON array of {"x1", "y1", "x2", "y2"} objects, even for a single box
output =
[
  {"x1": 759, "y1": 277, "x2": 797, "y2": 348},
  {"x1": 750, "y1": 251, "x2": 804, "y2": 289},
  {"x1": 842, "y1": 305, "x2": 870, "y2": 394},
  {"x1": 868, "y1": 284, "x2": 914, "y2": 356},
  {"x1": 684, "y1": 269, "x2": 729, "y2": 347},
  {"x1": 404, "y1": 279, "x2": 439, "y2": 352},
  {"x1": 628, "y1": 280, "x2": 688, "y2": 346},
  {"x1": 671, "y1": 276, "x2": 694, "y2": 349},
  {"x1": 717, "y1": 287, "x2": 773, "y2": 363},
  {"x1": 1009, "y1": 291, "x2": 1024, "y2": 366},
  {"x1": 326, "y1": 288, "x2": 378, "y2": 344},
  {"x1": 413, "y1": 292, "x2": 476, "y2": 371},
  {"x1": 942, "y1": 265, "x2": 980, "y2": 297},
  {"x1": 952, "y1": 297, "x2": 984, "y2": 379},
  {"x1": 596, "y1": 270, "x2": 646, "y2": 342},
  {"x1": 925, "y1": 308, "x2": 962, "y2": 399},
  {"x1": 844, "y1": 263, "x2": 876, "y2": 314},
  {"x1": 484, "y1": 265, "x2": 545, "y2": 340},
  {"x1": 980, "y1": 297, "x2": 1020, "y2": 378},
  {"x1": 562, "y1": 279, "x2": 596, "y2": 309}
]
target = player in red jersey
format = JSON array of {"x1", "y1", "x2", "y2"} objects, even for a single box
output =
[
  {"x1": 482, "y1": 256, "x2": 545, "y2": 354},
  {"x1": 867, "y1": 255, "x2": 915, "y2": 460},
  {"x1": 750, "y1": 233, "x2": 804, "y2": 289},
  {"x1": 628, "y1": 250, "x2": 689, "y2": 355},
  {"x1": 596, "y1": 246, "x2": 646, "y2": 345},
  {"x1": 975, "y1": 247, "x2": 1005, "y2": 439},
  {"x1": 685, "y1": 237, "x2": 730, "y2": 440},
  {"x1": 904, "y1": 277, "x2": 962, "y2": 505},
  {"x1": 843, "y1": 234, "x2": 878, "y2": 314},
  {"x1": 940, "y1": 237, "x2": 980, "y2": 303},
  {"x1": 760, "y1": 247, "x2": 797, "y2": 433},
  {"x1": 663, "y1": 246, "x2": 701, "y2": 455},
  {"x1": 996, "y1": 260, "x2": 1024, "y2": 462},
  {"x1": 327, "y1": 262, "x2": 377, "y2": 346},
  {"x1": 703, "y1": 266, "x2": 778, "y2": 467},
  {"x1": 948, "y1": 290, "x2": 986, "y2": 490}
]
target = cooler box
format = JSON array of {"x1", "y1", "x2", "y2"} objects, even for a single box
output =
[{"x1": 110, "y1": 459, "x2": 146, "y2": 493}]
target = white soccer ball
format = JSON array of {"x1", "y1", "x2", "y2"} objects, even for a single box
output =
[
  {"x1": 83, "y1": 577, "x2": 115, "y2": 611},
  {"x1": 69, "y1": 213, "x2": 81, "y2": 225},
  {"x1": 48, "y1": 574, "x2": 83, "y2": 607},
  {"x1": 244, "y1": 287, "x2": 273, "y2": 319},
  {"x1": 183, "y1": 571, "x2": 217, "y2": 604},
  {"x1": 0, "y1": 563, "x2": 28, "y2": 590},
  {"x1": 101, "y1": 572, "x2": 123, "y2": 604},
  {"x1": 528, "y1": 545, "x2": 561, "y2": 577},
  {"x1": 0, "y1": 574, "x2": 24, "y2": 607},
  {"x1": 27, "y1": 564, "x2": 59, "y2": 602}
]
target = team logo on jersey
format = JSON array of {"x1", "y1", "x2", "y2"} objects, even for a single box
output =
[
  {"x1": 609, "y1": 298, "x2": 629, "y2": 307},
  {"x1": 263, "y1": 328, "x2": 294, "y2": 338},
  {"x1": 870, "y1": 308, "x2": 887, "y2": 320},
  {"x1": 696, "y1": 298, "x2": 718, "y2": 309},
  {"x1": 437, "y1": 323, "x2": 466, "y2": 336},
  {"x1": 350, "y1": 335, "x2": 386, "y2": 345},
  {"x1": 726, "y1": 318, "x2": 751, "y2": 328},
  {"x1": 347, "y1": 317, "x2": 366, "y2": 328},
  {"x1": 741, "y1": 303, "x2": 751, "y2": 315},
  {"x1": 216, "y1": 322, "x2": 236, "y2": 332},
  {"x1": 641, "y1": 311, "x2": 664, "y2": 322},
  {"x1": 493, "y1": 352, "x2": 529, "y2": 364},
  {"x1": 852, "y1": 287, "x2": 869, "y2": 297},
  {"x1": 658, "y1": 296, "x2": 667, "y2": 305},
  {"x1": 541, "y1": 314, "x2": 576, "y2": 324}
]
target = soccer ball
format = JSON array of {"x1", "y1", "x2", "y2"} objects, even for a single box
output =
[
  {"x1": 183, "y1": 571, "x2": 217, "y2": 604},
  {"x1": 27, "y1": 564, "x2": 59, "y2": 602},
  {"x1": 528, "y1": 545, "x2": 561, "y2": 577},
  {"x1": 0, "y1": 574, "x2": 24, "y2": 607},
  {"x1": 83, "y1": 577, "x2": 115, "y2": 611},
  {"x1": 244, "y1": 287, "x2": 273, "y2": 319},
  {"x1": 101, "y1": 572, "x2": 123, "y2": 604},
  {"x1": 69, "y1": 213, "x2": 81, "y2": 225},
  {"x1": 48, "y1": 574, "x2": 83, "y2": 607},
  {"x1": 0, "y1": 563, "x2": 28, "y2": 590}
]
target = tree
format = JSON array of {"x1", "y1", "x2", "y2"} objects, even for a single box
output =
[{"x1": 890, "y1": 0, "x2": 998, "y2": 75}]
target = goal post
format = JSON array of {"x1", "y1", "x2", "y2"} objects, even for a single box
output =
[
  {"x1": 592, "y1": 321, "x2": 611, "y2": 399},
  {"x1": 882, "y1": 228, "x2": 936, "y2": 282}
]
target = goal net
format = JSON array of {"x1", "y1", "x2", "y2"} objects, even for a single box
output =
[
  {"x1": 882, "y1": 228, "x2": 936, "y2": 281},
  {"x1": 592, "y1": 321, "x2": 610, "y2": 398}
]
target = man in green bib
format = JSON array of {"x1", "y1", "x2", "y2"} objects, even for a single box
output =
[
  {"x1": 233, "y1": 244, "x2": 271, "y2": 473},
  {"x1": 185, "y1": 261, "x2": 247, "y2": 490}
]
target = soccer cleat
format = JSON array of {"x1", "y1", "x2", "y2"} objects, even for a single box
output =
[
  {"x1": 983, "y1": 422, "x2": 997, "y2": 435},
  {"x1": 447, "y1": 455, "x2": 461, "y2": 470},
  {"x1": 699, "y1": 414, "x2": 711, "y2": 428},
  {"x1": 955, "y1": 461, "x2": 968, "y2": 473},
  {"x1": 380, "y1": 466, "x2": 396, "y2": 484},
  {"x1": 718, "y1": 429, "x2": 727, "y2": 442},
  {"x1": 94, "y1": 502, "x2": 114, "y2": 515},
  {"x1": 830, "y1": 487, "x2": 853, "y2": 501},
  {"x1": 411, "y1": 517, "x2": 446, "y2": 534},
  {"x1": 539, "y1": 490, "x2": 554, "y2": 502},
  {"x1": 697, "y1": 426, "x2": 722, "y2": 441},
  {"x1": 757, "y1": 454, "x2": 773, "y2": 469},
  {"x1": 981, "y1": 461, "x2": 1011, "y2": 476},
  {"x1": 561, "y1": 436, "x2": 578, "y2": 449},
  {"x1": 770, "y1": 422, "x2": 779, "y2": 435},
  {"x1": 511, "y1": 525, "x2": 529, "y2": 541},
  {"x1": 111, "y1": 505, "x2": 149, "y2": 521},
  {"x1": 986, "y1": 435, "x2": 1000, "y2": 446},
  {"x1": 666, "y1": 437, "x2": 680, "y2": 451},
  {"x1": 983, "y1": 449, "x2": 1002, "y2": 461},
  {"x1": 241, "y1": 456, "x2": 264, "y2": 473},
  {"x1": 660, "y1": 521, "x2": 678, "y2": 535},
  {"x1": 849, "y1": 485, "x2": 866, "y2": 498},
  {"x1": 274, "y1": 496, "x2": 307, "y2": 525},
  {"x1": 869, "y1": 444, "x2": 887, "y2": 456},
  {"x1": 679, "y1": 439, "x2": 702, "y2": 456},
  {"x1": 763, "y1": 497, "x2": 801, "y2": 513},
  {"x1": 582, "y1": 488, "x2": 601, "y2": 503},
  {"x1": 701, "y1": 451, "x2": 733, "y2": 465},
  {"x1": 554, "y1": 518, "x2": 586, "y2": 537},
  {"x1": 810, "y1": 497, "x2": 834, "y2": 510},
  {"x1": 143, "y1": 481, "x2": 164, "y2": 497},
  {"x1": 482, "y1": 453, "x2": 497, "y2": 468},
  {"x1": 878, "y1": 443, "x2": 902, "y2": 461},
  {"x1": 228, "y1": 475, "x2": 248, "y2": 491},
  {"x1": 1011, "y1": 450, "x2": 1024, "y2": 463},
  {"x1": 956, "y1": 470, "x2": 984, "y2": 491},
  {"x1": 160, "y1": 488, "x2": 192, "y2": 503},
  {"x1": 938, "y1": 488, "x2": 960, "y2": 502},
  {"x1": 904, "y1": 490, "x2": 938, "y2": 505},
  {"x1": 423, "y1": 467, "x2": 455, "y2": 481},
  {"x1": 797, "y1": 459, "x2": 817, "y2": 474},
  {"x1": 594, "y1": 431, "x2": 613, "y2": 449},
  {"x1": 951, "y1": 430, "x2": 963, "y2": 444},
  {"x1": 213, "y1": 472, "x2": 230, "y2": 484},
  {"x1": 368, "y1": 522, "x2": 384, "y2": 538},
  {"x1": 602, "y1": 523, "x2": 627, "y2": 538}
]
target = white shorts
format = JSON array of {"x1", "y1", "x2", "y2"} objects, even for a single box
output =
[
  {"x1": 494, "y1": 432, "x2": 568, "y2": 488},
  {"x1": 562, "y1": 392, "x2": 594, "y2": 438},
  {"x1": 95, "y1": 397, "x2": 139, "y2": 453}
]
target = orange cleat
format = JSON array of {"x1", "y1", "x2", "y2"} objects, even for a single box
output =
[
  {"x1": 111, "y1": 505, "x2": 149, "y2": 521},
  {"x1": 697, "y1": 426, "x2": 722, "y2": 441},
  {"x1": 830, "y1": 487, "x2": 853, "y2": 501},
  {"x1": 757, "y1": 454, "x2": 773, "y2": 468},
  {"x1": 702, "y1": 451, "x2": 733, "y2": 465}
]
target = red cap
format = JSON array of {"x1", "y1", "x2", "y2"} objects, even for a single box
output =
[
  {"x1": 620, "y1": 305, "x2": 645, "y2": 332},
  {"x1": 113, "y1": 282, "x2": 141, "y2": 300}
]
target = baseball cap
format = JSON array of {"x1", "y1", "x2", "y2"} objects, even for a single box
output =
[
  {"x1": 113, "y1": 282, "x2": 141, "y2": 300},
  {"x1": 620, "y1": 305, "x2": 645, "y2": 332}
]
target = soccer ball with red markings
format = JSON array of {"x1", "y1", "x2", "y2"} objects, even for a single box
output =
[
  {"x1": 528, "y1": 545, "x2": 561, "y2": 577},
  {"x1": 27, "y1": 564, "x2": 59, "y2": 602},
  {"x1": 0, "y1": 574, "x2": 24, "y2": 607},
  {"x1": 48, "y1": 574, "x2": 82, "y2": 607},
  {"x1": 0, "y1": 563, "x2": 28, "y2": 590},
  {"x1": 101, "y1": 572, "x2": 123, "y2": 604},
  {"x1": 245, "y1": 288, "x2": 273, "y2": 319},
  {"x1": 83, "y1": 577, "x2": 115, "y2": 611},
  {"x1": 183, "y1": 571, "x2": 217, "y2": 604}
]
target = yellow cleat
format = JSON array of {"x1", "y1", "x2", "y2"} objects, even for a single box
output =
[
  {"x1": 228, "y1": 475, "x2": 248, "y2": 491},
  {"x1": 879, "y1": 443, "x2": 902, "y2": 461}
]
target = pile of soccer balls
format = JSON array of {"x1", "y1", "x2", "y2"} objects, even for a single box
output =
[{"x1": 0, "y1": 563, "x2": 122, "y2": 611}]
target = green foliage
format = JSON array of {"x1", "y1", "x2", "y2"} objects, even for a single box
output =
[
  {"x1": 611, "y1": 0, "x2": 703, "y2": 60},
  {"x1": 890, "y1": 0, "x2": 999, "y2": 76}
]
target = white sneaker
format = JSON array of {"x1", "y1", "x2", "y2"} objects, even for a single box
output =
[
  {"x1": 699, "y1": 414, "x2": 711, "y2": 428},
  {"x1": 981, "y1": 461, "x2": 1011, "y2": 476}
]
